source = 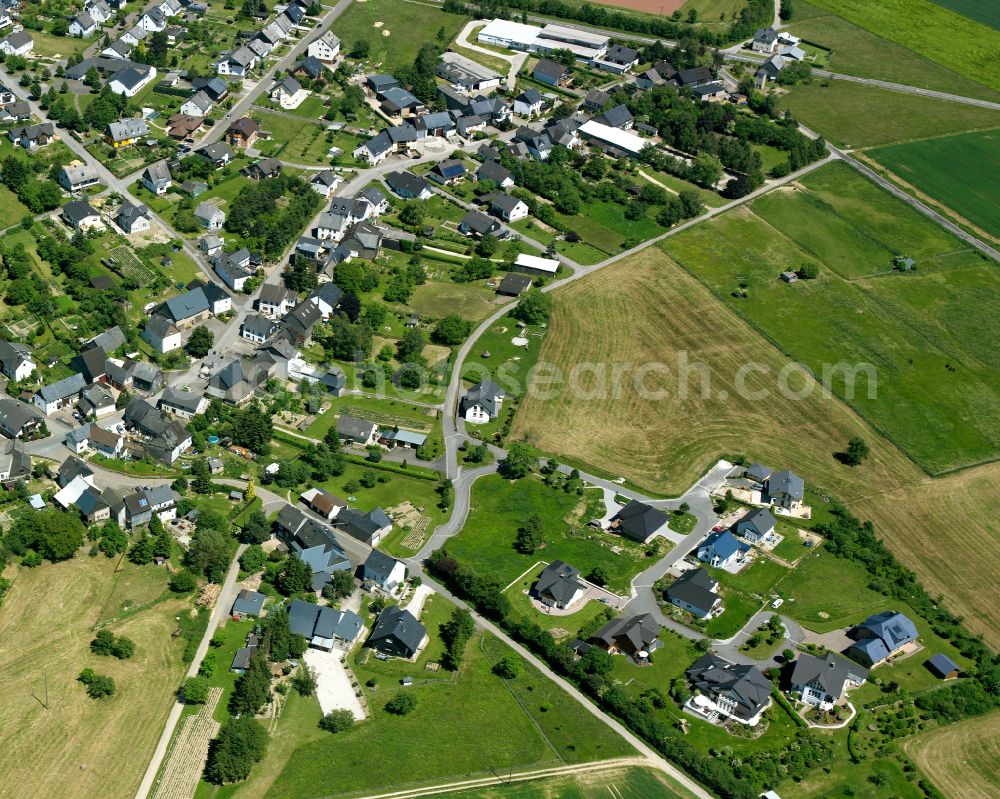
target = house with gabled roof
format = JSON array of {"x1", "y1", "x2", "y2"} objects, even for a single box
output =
[
  {"x1": 666, "y1": 568, "x2": 721, "y2": 619},
  {"x1": 534, "y1": 560, "x2": 586, "y2": 609},
  {"x1": 697, "y1": 530, "x2": 749, "y2": 569},
  {"x1": 685, "y1": 653, "x2": 772, "y2": 726},
  {"x1": 0, "y1": 397, "x2": 40, "y2": 440},
  {"x1": 608, "y1": 500, "x2": 669, "y2": 544},
  {"x1": 847, "y1": 611, "x2": 919, "y2": 667},
  {"x1": 231, "y1": 589, "x2": 265, "y2": 619},
  {"x1": 459, "y1": 379, "x2": 504, "y2": 423},
  {"x1": 290, "y1": 599, "x2": 363, "y2": 651},
  {"x1": 588, "y1": 613, "x2": 661, "y2": 662},
  {"x1": 159, "y1": 386, "x2": 208, "y2": 418},
  {"x1": 765, "y1": 469, "x2": 805, "y2": 511},
  {"x1": 34, "y1": 373, "x2": 86, "y2": 415},
  {"x1": 334, "y1": 507, "x2": 392, "y2": 546},
  {"x1": 733, "y1": 507, "x2": 776, "y2": 544},
  {"x1": 116, "y1": 202, "x2": 151, "y2": 234},
  {"x1": 142, "y1": 314, "x2": 182, "y2": 353},
  {"x1": 362, "y1": 549, "x2": 406, "y2": 592},
  {"x1": 366, "y1": 605, "x2": 426, "y2": 658},
  {"x1": 0, "y1": 340, "x2": 35, "y2": 382},
  {"x1": 0, "y1": 30, "x2": 33, "y2": 56},
  {"x1": 789, "y1": 651, "x2": 868, "y2": 708}
]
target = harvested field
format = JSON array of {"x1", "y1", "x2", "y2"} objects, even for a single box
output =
[
  {"x1": 152, "y1": 688, "x2": 222, "y2": 799},
  {"x1": 510, "y1": 246, "x2": 920, "y2": 502},
  {"x1": 903, "y1": 711, "x2": 1000, "y2": 799},
  {"x1": 0, "y1": 558, "x2": 187, "y2": 799},
  {"x1": 586, "y1": 0, "x2": 685, "y2": 12}
]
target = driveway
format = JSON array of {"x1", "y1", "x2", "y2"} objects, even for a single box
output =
[{"x1": 304, "y1": 647, "x2": 367, "y2": 720}]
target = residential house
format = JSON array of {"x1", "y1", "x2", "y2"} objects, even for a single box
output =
[
  {"x1": 106, "y1": 118, "x2": 149, "y2": 147},
  {"x1": 141, "y1": 315, "x2": 182, "y2": 353},
  {"x1": 352, "y1": 131, "x2": 392, "y2": 165},
  {"x1": 334, "y1": 507, "x2": 392, "y2": 546},
  {"x1": 582, "y1": 88, "x2": 610, "y2": 112},
  {"x1": 289, "y1": 600, "x2": 364, "y2": 651},
  {"x1": 64, "y1": 425, "x2": 91, "y2": 454},
  {"x1": 666, "y1": 568, "x2": 722, "y2": 619},
  {"x1": 697, "y1": 530, "x2": 748, "y2": 569},
  {"x1": 366, "y1": 73, "x2": 398, "y2": 95},
  {"x1": 276, "y1": 507, "x2": 352, "y2": 591},
  {"x1": 62, "y1": 200, "x2": 104, "y2": 232},
  {"x1": 243, "y1": 157, "x2": 281, "y2": 181},
  {"x1": 116, "y1": 202, "x2": 151, "y2": 234},
  {"x1": 141, "y1": 161, "x2": 172, "y2": 195},
  {"x1": 685, "y1": 653, "x2": 772, "y2": 726},
  {"x1": 488, "y1": 193, "x2": 528, "y2": 223},
  {"x1": 257, "y1": 284, "x2": 297, "y2": 318},
  {"x1": 752, "y1": 27, "x2": 779, "y2": 54},
  {"x1": 59, "y1": 164, "x2": 101, "y2": 192},
  {"x1": 123, "y1": 359, "x2": 163, "y2": 393},
  {"x1": 458, "y1": 210, "x2": 502, "y2": 239},
  {"x1": 513, "y1": 88, "x2": 543, "y2": 118},
  {"x1": 336, "y1": 414, "x2": 378, "y2": 446},
  {"x1": 300, "y1": 487, "x2": 346, "y2": 521},
  {"x1": 79, "y1": 384, "x2": 116, "y2": 419},
  {"x1": 385, "y1": 170, "x2": 431, "y2": 200},
  {"x1": 88, "y1": 424, "x2": 124, "y2": 456},
  {"x1": 196, "y1": 141, "x2": 233, "y2": 167},
  {"x1": 231, "y1": 589, "x2": 265, "y2": 619},
  {"x1": 159, "y1": 386, "x2": 208, "y2": 418},
  {"x1": 166, "y1": 113, "x2": 203, "y2": 139},
  {"x1": 0, "y1": 398, "x2": 40, "y2": 440},
  {"x1": 138, "y1": 7, "x2": 167, "y2": 31},
  {"x1": 8, "y1": 123, "x2": 56, "y2": 151},
  {"x1": 765, "y1": 469, "x2": 805, "y2": 511},
  {"x1": 123, "y1": 398, "x2": 191, "y2": 464},
  {"x1": 199, "y1": 234, "x2": 224, "y2": 257},
  {"x1": 415, "y1": 111, "x2": 457, "y2": 139},
  {"x1": 74, "y1": 346, "x2": 108, "y2": 384},
  {"x1": 693, "y1": 81, "x2": 729, "y2": 102},
  {"x1": 216, "y1": 46, "x2": 257, "y2": 77},
  {"x1": 205, "y1": 359, "x2": 259, "y2": 405},
  {"x1": 179, "y1": 90, "x2": 213, "y2": 117},
  {"x1": 597, "y1": 103, "x2": 634, "y2": 130},
  {"x1": 496, "y1": 272, "x2": 532, "y2": 297},
  {"x1": 109, "y1": 65, "x2": 157, "y2": 96},
  {"x1": 309, "y1": 169, "x2": 341, "y2": 199},
  {"x1": 588, "y1": 614, "x2": 661, "y2": 662},
  {"x1": 459, "y1": 379, "x2": 504, "y2": 423},
  {"x1": 476, "y1": 160, "x2": 513, "y2": 188},
  {"x1": 366, "y1": 605, "x2": 426, "y2": 658},
  {"x1": 292, "y1": 55, "x2": 327, "y2": 80},
  {"x1": 307, "y1": 30, "x2": 340, "y2": 62},
  {"x1": 0, "y1": 340, "x2": 35, "y2": 381},
  {"x1": 379, "y1": 86, "x2": 423, "y2": 117},
  {"x1": 847, "y1": 611, "x2": 919, "y2": 667},
  {"x1": 58, "y1": 456, "x2": 95, "y2": 488},
  {"x1": 677, "y1": 66, "x2": 713, "y2": 87},
  {"x1": 437, "y1": 51, "x2": 501, "y2": 92},
  {"x1": 88, "y1": 326, "x2": 126, "y2": 354},
  {"x1": 194, "y1": 202, "x2": 225, "y2": 231},
  {"x1": 240, "y1": 313, "x2": 276, "y2": 343},
  {"x1": 533, "y1": 58, "x2": 570, "y2": 87},
  {"x1": 34, "y1": 373, "x2": 86, "y2": 415},
  {"x1": 269, "y1": 75, "x2": 302, "y2": 109},
  {"x1": 789, "y1": 652, "x2": 868, "y2": 708},
  {"x1": 0, "y1": 31, "x2": 32, "y2": 56},
  {"x1": 0, "y1": 439, "x2": 30, "y2": 483},
  {"x1": 362, "y1": 549, "x2": 406, "y2": 592},
  {"x1": 733, "y1": 507, "x2": 776, "y2": 544},
  {"x1": 226, "y1": 117, "x2": 259, "y2": 149},
  {"x1": 307, "y1": 282, "x2": 344, "y2": 319},
  {"x1": 534, "y1": 560, "x2": 586, "y2": 610},
  {"x1": 608, "y1": 500, "x2": 669, "y2": 544},
  {"x1": 69, "y1": 12, "x2": 99, "y2": 38}
]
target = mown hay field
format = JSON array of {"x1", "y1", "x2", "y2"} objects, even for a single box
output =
[
  {"x1": 0, "y1": 558, "x2": 187, "y2": 799},
  {"x1": 903, "y1": 710, "x2": 1000, "y2": 799}
]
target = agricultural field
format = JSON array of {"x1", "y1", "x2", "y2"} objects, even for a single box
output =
[
  {"x1": 786, "y1": 1, "x2": 1000, "y2": 99},
  {"x1": 660, "y1": 162, "x2": 1000, "y2": 474},
  {"x1": 510, "y1": 244, "x2": 920, "y2": 500},
  {"x1": 432, "y1": 765, "x2": 692, "y2": 799},
  {"x1": 867, "y1": 128, "x2": 1000, "y2": 239},
  {"x1": 903, "y1": 711, "x2": 1000, "y2": 799},
  {"x1": 0, "y1": 558, "x2": 188, "y2": 799},
  {"x1": 779, "y1": 81, "x2": 1000, "y2": 147},
  {"x1": 929, "y1": 0, "x2": 1000, "y2": 29},
  {"x1": 253, "y1": 604, "x2": 634, "y2": 799},
  {"x1": 333, "y1": 0, "x2": 465, "y2": 71},
  {"x1": 805, "y1": 0, "x2": 1000, "y2": 90},
  {"x1": 446, "y1": 474, "x2": 654, "y2": 594}
]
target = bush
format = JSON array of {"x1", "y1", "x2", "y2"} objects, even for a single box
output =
[
  {"x1": 318, "y1": 708, "x2": 355, "y2": 732},
  {"x1": 492, "y1": 654, "x2": 523, "y2": 679},
  {"x1": 169, "y1": 570, "x2": 197, "y2": 593},
  {"x1": 385, "y1": 692, "x2": 417, "y2": 715},
  {"x1": 182, "y1": 676, "x2": 211, "y2": 704},
  {"x1": 78, "y1": 668, "x2": 116, "y2": 699}
]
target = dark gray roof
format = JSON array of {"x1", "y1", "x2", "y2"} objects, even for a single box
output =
[
  {"x1": 767, "y1": 469, "x2": 804, "y2": 501},
  {"x1": 336, "y1": 414, "x2": 376, "y2": 441},
  {"x1": 534, "y1": 560, "x2": 583, "y2": 606},
  {"x1": 385, "y1": 170, "x2": 429, "y2": 197},
  {"x1": 231, "y1": 588, "x2": 265, "y2": 616},
  {"x1": 678, "y1": 66, "x2": 713, "y2": 85},
  {"x1": 459, "y1": 379, "x2": 504, "y2": 416},
  {"x1": 733, "y1": 507, "x2": 776, "y2": 538},
  {"x1": 591, "y1": 613, "x2": 660, "y2": 653},
  {"x1": 790, "y1": 651, "x2": 868, "y2": 698},
  {"x1": 597, "y1": 103, "x2": 633, "y2": 128},
  {"x1": 606, "y1": 44, "x2": 639, "y2": 64},
  {"x1": 497, "y1": 272, "x2": 532, "y2": 295},
  {"x1": 368, "y1": 605, "x2": 425, "y2": 656},
  {"x1": 855, "y1": 611, "x2": 919, "y2": 651},
  {"x1": 38, "y1": 372, "x2": 86, "y2": 403},
  {"x1": 611, "y1": 500, "x2": 668, "y2": 542},
  {"x1": 666, "y1": 568, "x2": 718, "y2": 615},
  {"x1": 687, "y1": 653, "x2": 772, "y2": 718},
  {"x1": 62, "y1": 200, "x2": 100, "y2": 225},
  {"x1": 363, "y1": 549, "x2": 400, "y2": 583},
  {"x1": 533, "y1": 58, "x2": 567, "y2": 81}
]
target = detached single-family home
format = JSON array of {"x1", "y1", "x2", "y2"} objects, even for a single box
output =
[
  {"x1": 269, "y1": 75, "x2": 303, "y2": 109},
  {"x1": 533, "y1": 560, "x2": 586, "y2": 610},
  {"x1": 0, "y1": 31, "x2": 33, "y2": 56},
  {"x1": 496, "y1": 272, "x2": 533, "y2": 297},
  {"x1": 179, "y1": 90, "x2": 213, "y2": 117},
  {"x1": 309, "y1": 169, "x2": 342, "y2": 199},
  {"x1": 58, "y1": 164, "x2": 100, "y2": 192},
  {"x1": 366, "y1": 605, "x2": 426, "y2": 658},
  {"x1": 226, "y1": 116, "x2": 259, "y2": 148},
  {"x1": 693, "y1": 81, "x2": 729, "y2": 102},
  {"x1": 790, "y1": 652, "x2": 868, "y2": 708},
  {"x1": 666, "y1": 568, "x2": 722, "y2": 619},
  {"x1": 513, "y1": 88, "x2": 543, "y2": 118},
  {"x1": 0, "y1": 340, "x2": 35, "y2": 381},
  {"x1": 458, "y1": 210, "x2": 502, "y2": 238},
  {"x1": 608, "y1": 500, "x2": 669, "y2": 544},
  {"x1": 69, "y1": 11, "x2": 99, "y2": 38},
  {"x1": 141, "y1": 314, "x2": 182, "y2": 353},
  {"x1": 106, "y1": 118, "x2": 149, "y2": 148},
  {"x1": 141, "y1": 161, "x2": 172, "y2": 195},
  {"x1": 752, "y1": 27, "x2": 780, "y2": 54},
  {"x1": 685, "y1": 654, "x2": 772, "y2": 726},
  {"x1": 533, "y1": 58, "x2": 570, "y2": 87},
  {"x1": 488, "y1": 193, "x2": 528, "y2": 223},
  {"x1": 765, "y1": 469, "x2": 805, "y2": 511},
  {"x1": 258, "y1": 283, "x2": 298, "y2": 318},
  {"x1": 733, "y1": 507, "x2": 776, "y2": 544},
  {"x1": 34, "y1": 373, "x2": 87, "y2": 415},
  {"x1": 231, "y1": 589, "x2": 265, "y2": 619},
  {"x1": 476, "y1": 160, "x2": 513, "y2": 189},
  {"x1": 334, "y1": 507, "x2": 392, "y2": 546},
  {"x1": 600, "y1": 44, "x2": 639, "y2": 72},
  {"x1": 62, "y1": 201, "x2": 104, "y2": 231},
  {"x1": 847, "y1": 611, "x2": 919, "y2": 667},
  {"x1": 109, "y1": 65, "x2": 157, "y2": 97},
  {"x1": 307, "y1": 30, "x2": 340, "y2": 62},
  {"x1": 0, "y1": 398, "x2": 40, "y2": 440},
  {"x1": 587, "y1": 614, "x2": 661, "y2": 662},
  {"x1": 697, "y1": 530, "x2": 749, "y2": 569},
  {"x1": 194, "y1": 202, "x2": 225, "y2": 231},
  {"x1": 582, "y1": 88, "x2": 610, "y2": 112},
  {"x1": 196, "y1": 141, "x2": 233, "y2": 167},
  {"x1": 459, "y1": 379, "x2": 504, "y2": 423},
  {"x1": 362, "y1": 549, "x2": 406, "y2": 592},
  {"x1": 596, "y1": 103, "x2": 634, "y2": 130},
  {"x1": 335, "y1": 414, "x2": 378, "y2": 446},
  {"x1": 9, "y1": 123, "x2": 56, "y2": 151},
  {"x1": 79, "y1": 384, "x2": 116, "y2": 419},
  {"x1": 216, "y1": 46, "x2": 257, "y2": 78},
  {"x1": 116, "y1": 202, "x2": 151, "y2": 234},
  {"x1": 289, "y1": 600, "x2": 364, "y2": 651}
]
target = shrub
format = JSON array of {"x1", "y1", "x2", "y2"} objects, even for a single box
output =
[
  {"x1": 318, "y1": 709, "x2": 355, "y2": 732},
  {"x1": 385, "y1": 692, "x2": 417, "y2": 715},
  {"x1": 182, "y1": 676, "x2": 211, "y2": 704}
]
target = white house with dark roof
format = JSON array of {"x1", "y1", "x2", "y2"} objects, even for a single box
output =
[
  {"x1": 109, "y1": 65, "x2": 157, "y2": 97},
  {"x1": 789, "y1": 651, "x2": 868, "y2": 709},
  {"x1": 0, "y1": 30, "x2": 33, "y2": 56},
  {"x1": 34, "y1": 373, "x2": 87, "y2": 415},
  {"x1": 180, "y1": 90, "x2": 213, "y2": 117},
  {"x1": 141, "y1": 315, "x2": 182, "y2": 353},
  {"x1": 608, "y1": 500, "x2": 669, "y2": 544},
  {"x1": 59, "y1": 164, "x2": 101, "y2": 192},
  {"x1": 666, "y1": 568, "x2": 722, "y2": 619},
  {"x1": 362, "y1": 549, "x2": 406, "y2": 592},
  {"x1": 62, "y1": 201, "x2": 104, "y2": 231},
  {"x1": 159, "y1": 386, "x2": 208, "y2": 418},
  {"x1": 194, "y1": 202, "x2": 225, "y2": 231},
  {"x1": 307, "y1": 30, "x2": 340, "y2": 62},
  {"x1": 732, "y1": 507, "x2": 776, "y2": 544},
  {"x1": 533, "y1": 560, "x2": 586, "y2": 609},
  {"x1": 0, "y1": 340, "x2": 35, "y2": 381},
  {"x1": 69, "y1": 11, "x2": 99, "y2": 38},
  {"x1": 116, "y1": 202, "x2": 151, "y2": 234},
  {"x1": 459, "y1": 379, "x2": 504, "y2": 423}
]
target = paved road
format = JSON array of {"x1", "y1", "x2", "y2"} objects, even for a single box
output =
[{"x1": 453, "y1": 18, "x2": 528, "y2": 91}]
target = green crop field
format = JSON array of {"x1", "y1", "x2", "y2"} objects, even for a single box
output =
[
  {"x1": 779, "y1": 81, "x2": 1000, "y2": 147},
  {"x1": 868, "y1": 129, "x2": 1000, "y2": 238},
  {"x1": 929, "y1": 0, "x2": 1000, "y2": 30},
  {"x1": 807, "y1": 0, "x2": 1000, "y2": 90},
  {"x1": 659, "y1": 162, "x2": 1000, "y2": 474},
  {"x1": 432, "y1": 765, "x2": 691, "y2": 798},
  {"x1": 787, "y1": 1, "x2": 1000, "y2": 100}
]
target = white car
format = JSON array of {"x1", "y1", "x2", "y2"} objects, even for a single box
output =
[{"x1": 771, "y1": 597, "x2": 784, "y2": 609}]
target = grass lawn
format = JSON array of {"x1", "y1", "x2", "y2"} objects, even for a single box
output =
[
  {"x1": 867, "y1": 128, "x2": 1000, "y2": 238},
  {"x1": 804, "y1": 0, "x2": 1000, "y2": 92},
  {"x1": 503, "y1": 582, "x2": 610, "y2": 635},
  {"x1": 446, "y1": 474, "x2": 654, "y2": 594},
  {"x1": 660, "y1": 161, "x2": 1000, "y2": 474},
  {"x1": 556, "y1": 201, "x2": 665, "y2": 255},
  {"x1": 430, "y1": 766, "x2": 692, "y2": 799},
  {"x1": 29, "y1": 30, "x2": 90, "y2": 59},
  {"x1": 333, "y1": 0, "x2": 465, "y2": 71},
  {"x1": 779, "y1": 80, "x2": 1000, "y2": 148},
  {"x1": 777, "y1": 550, "x2": 886, "y2": 631},
  {"x1": 262, "y1": 603, "x2": 632, "y2": 798},
  {"x1": 0, "y1": 184, "x2": 30, "y2": 228},
  {"x1": 0, "y1": 557, "x2": 188, "y2": 799},
  {"x1": 667, "y1": 511, "x2": 697, "y2": 535},
  {"x1": 463, "y1": 313, "x2": 547, "y2": 403},
  {"x1": 786, "y1": 0, "x2": 1000, "y2": 100},
  {"x1": 704, "y1": 591, "x2": 762, "y2": 639},
  {"x1": 709, "y1": 557, "x2": 789, "y2": 597},
  {"x1": 409, "y1": 280, "x2": 499, "y2": 322},
  {"x1": 752, "y1": 143, "x2": 790, "y2": 175}
]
